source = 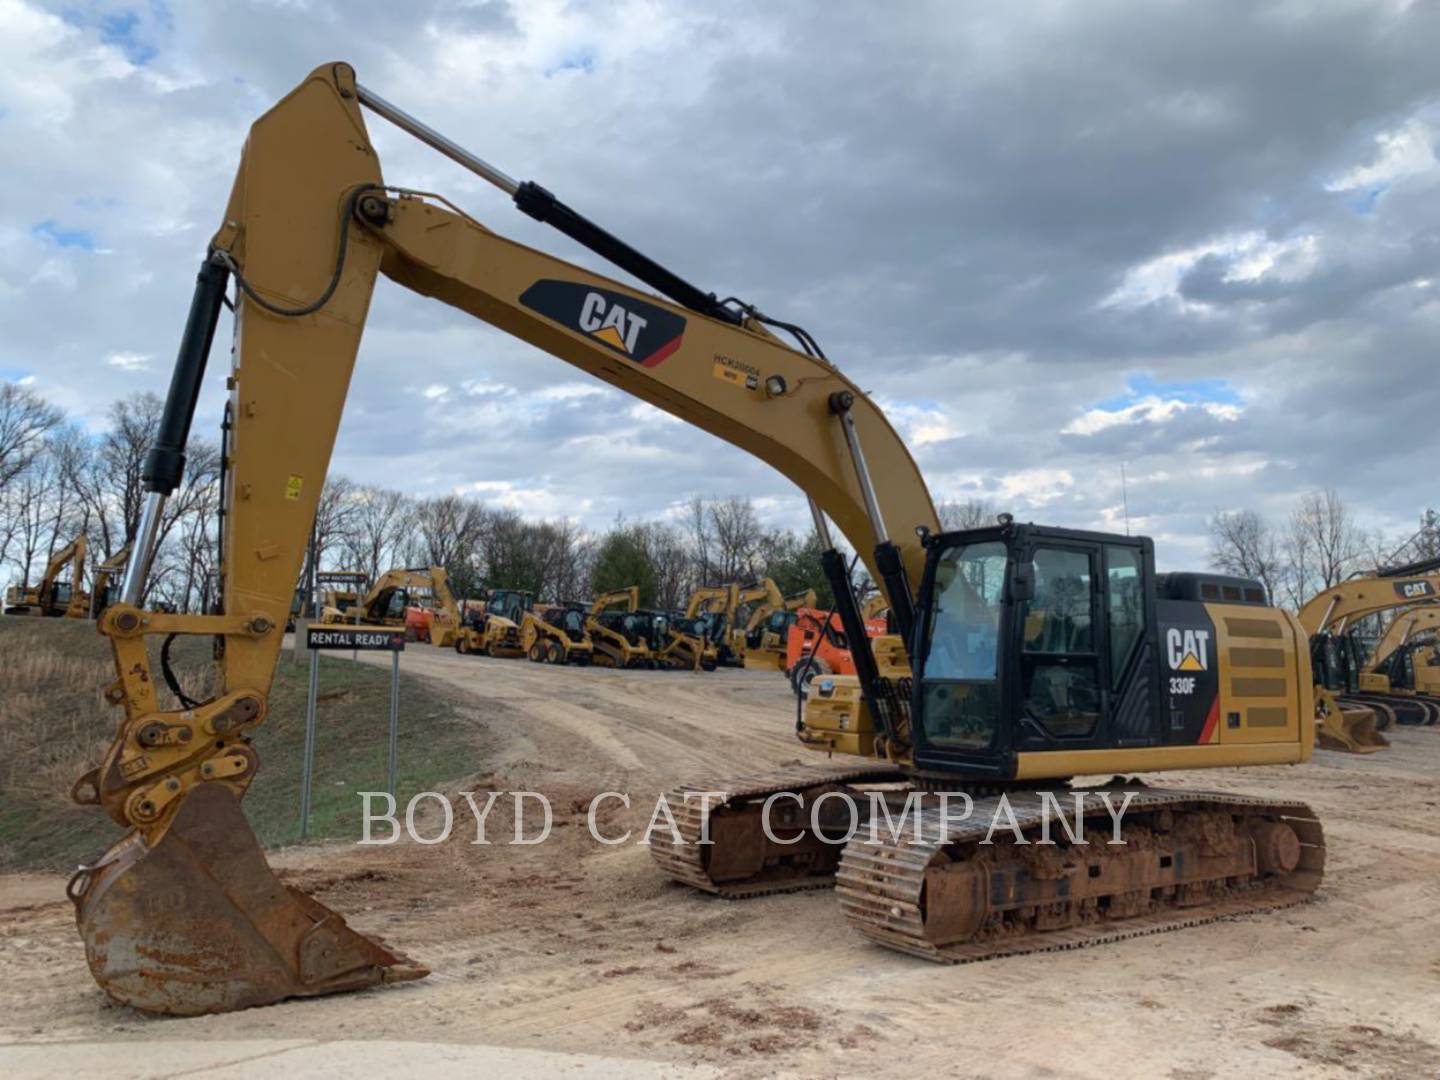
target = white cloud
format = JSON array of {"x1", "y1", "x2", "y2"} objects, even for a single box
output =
[
  {"x1": 106, "y1": 351, "x2": 151, "y2": 372},
  {"x1": 1102, "y1": 232, "x2": 1320, "y2": 310},
  {"x1": 1063, "y1": 395, "x2": 1242, "y2": 436},
  {"x1": 1326, "y1": 118, "x2": 1438, "y2": 192}
]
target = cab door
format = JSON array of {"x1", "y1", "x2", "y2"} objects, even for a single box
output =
[{"x1": 1011, "y1": 538, "x2": 1157, "y2": 751}]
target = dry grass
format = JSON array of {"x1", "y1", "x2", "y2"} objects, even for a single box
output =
[{"x1": 0, "y1": 615, "x2": 476, "y2": 871}]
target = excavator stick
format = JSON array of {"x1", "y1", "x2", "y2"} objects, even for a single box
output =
[{"x1": 70, "y1": 785, "x2": 426, "y2": 1015}]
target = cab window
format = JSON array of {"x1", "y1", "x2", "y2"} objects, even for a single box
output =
[{"x1": 920, "y1": 540, "x2": 1007, "y2": 750}]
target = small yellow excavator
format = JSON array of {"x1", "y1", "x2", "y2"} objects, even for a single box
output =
[
  {"x1": 88, "y1": 545, "x2": 132, "y2": 619},
  {"x1": 4, "y1": 534, "x2": 90, "y2": 618},
  {"x1": 1297, "y1": 559, "x2": 1440, "y2": 742},
  {"x1": 72, "y1": 64, "x2": 1326, "y2": 1016},
  {"x1": 740, "y1": 582, "x2": 817, "y2": 670},
  {"x1": 320, "y1": 565, "x2": 460, "y2": 644},
  {"x1": 587, "y1": 587, "x2": 657, "y2": 668},
  {"x1": 454, "y1": 587, "x2": 527, "y2": 657}
]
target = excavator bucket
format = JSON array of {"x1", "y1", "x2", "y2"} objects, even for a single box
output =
[
  {"x1": 69, "y1": 784, "x2": 427, "y2": 1016},
  {"x1": 1316, "y1": 702, "x2": 1389, "y2": 754}
]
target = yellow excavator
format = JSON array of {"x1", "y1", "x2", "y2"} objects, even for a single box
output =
[
  {"x1": 1297, "y1": 561, "x2": 1440, "y2": 736},
  {"x1": 1364, "y1": 605, "x2": 1440, "y2": 703},
  {"x1": 71, "y1": 64, "x2": 1325, "y2": 1016},
  {"x1": 4, "y1": 534, "x2": 90, "y2": 618},
  {"x1": 320, "y1": 564, "x2": 460, "y2": 645},
  {"x1": 738, "y1": 580, "x2": 816, "y2": 670},
  {"x1": 587, "y1": 587, "x2": 657, "y2": 668}
]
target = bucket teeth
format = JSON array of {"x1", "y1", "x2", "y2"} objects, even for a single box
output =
[{"x1": 70, "y1": 783, "x2": 426, "y2": 1016}]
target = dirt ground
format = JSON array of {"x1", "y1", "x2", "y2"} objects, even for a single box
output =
[{"x1": 3, "y1": 646, "x2": 1439, "y2": 1078}]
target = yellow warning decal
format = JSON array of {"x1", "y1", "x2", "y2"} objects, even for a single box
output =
[
  {"x1": 1176, "y1": 652, "x2": 1205, "y2": 672},
  {"x1": 285, "y1": 475, "x2": 304, "y2": 501}
]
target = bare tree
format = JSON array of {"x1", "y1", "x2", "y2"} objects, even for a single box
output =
[
  {"x1": 342, "y1": 485, "x2": 414, "y2": 583},
  {"x1": 0, "y1": 381, "x2": 62, "y2": 496},
  {"x1": 937, "y1": 497, "x2": 999, "y2": 531},
  {"x1": 708, "y1": 496, "x2": 763, "y2": 582},
  {"x1": 1286, "y1": 488, "x2": 1364, "y2": 604},
  {"x1": 1206, "y1": 508, "x2": 1282, "y2": 602}
]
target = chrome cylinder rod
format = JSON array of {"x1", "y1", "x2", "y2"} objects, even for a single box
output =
[
  {"x1": 356, "y1": 84, "x2": 519, "y2": 196},
  {"x1": 120, "y1": 492, "x2": 166, "y2": 606},
  {"x1": 836, "y1": 408, "x2": 889, "y2": 545},
  {"x1": 807, "y1": 496, "x2": 835, "y2": 551}
]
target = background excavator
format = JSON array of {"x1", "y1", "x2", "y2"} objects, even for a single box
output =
[
  {"x1": 4, "y1": 534, "x2": 90, "y2": 618},
  {"x1": 319, "y1": 564, "x2": 460, "y2": 644},
  {"x1": 1365, "y1": 605, "x2": 1440, "y2": 702},
  {"x1": 739, "y1": 582, "x2": 817, "y2": 670},
  {"x1": 87, "y1": 545, "x2": 132, "y2": 620},
  {"x1": 1297, "y1": 560, "x2": 1440, "y2": 737},
  {"x1": 73, "y1": 63, "x2": 1324, "y2": 1017}
]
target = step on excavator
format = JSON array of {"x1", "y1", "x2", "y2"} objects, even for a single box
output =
[
  {"x1": 587, "y1": 587, "x2": 658, "y2": 668},
  {"x1": 72, "y1": 63, "x2": 1325, "y2": 1016},
  {"x1": 1297, "y1": 559, "x2": 1440, "y2": 742},
  {"x1": 5, "y1": 534, "x2": 90, "y2": 618}
]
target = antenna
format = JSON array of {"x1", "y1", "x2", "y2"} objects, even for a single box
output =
[{"x1": 1120, "y1": 462, "x2": 1132, "y2": 537}]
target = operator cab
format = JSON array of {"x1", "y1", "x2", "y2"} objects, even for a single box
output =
[
  {"x1": 910, "y1": 523, "x2": 1272, "y2": 777},
  {"x1": 486, "y1": 588, "x2": 531, "y2": 625}
]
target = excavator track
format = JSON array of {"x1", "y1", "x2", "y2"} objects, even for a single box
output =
[
  {"x1": 1342, "y1": 693, "x2": 1439, "y2": 727},
  {"x1": 836, "y1": 787, "x2": 1324, "y2": 963},
  {"x1": 650, "y1": 764, "x2": 907, "y2": 898}
]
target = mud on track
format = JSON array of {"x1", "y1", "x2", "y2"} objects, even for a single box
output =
[{"x1": 4, "y1": 644, "x2": 1440, "y2": 1078}]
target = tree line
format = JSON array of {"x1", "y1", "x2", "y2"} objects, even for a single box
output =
[
  {"x1": 0, "y1": 383, "x2": 1001, "y2": 614},
  {"x1": 8, "y1": 382, "x2": 1434, "y2": 619},
  {"x1": 1207, "y1": 497, "x2": 1439, "y2": 609}
]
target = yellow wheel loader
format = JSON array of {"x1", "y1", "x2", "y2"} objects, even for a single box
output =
[
  {"x1": 72, "y1": 63, "x2": 1326, "y2": 1016},
  {"x1": 5, "y1": 534, "x2": 90, "y2": 618},
  {"x1": 454, "y1": 587, "x2": 527, "y2": 658},
  {"x1": 586, "y1": 587, "x2": 657, "y2": 668},
  {"x1": 520, "y1": 602, "x2": 594, "y2": 664},
  {"x1": 1298, "y1": 561, "x2": 1440, "y2": 743}
]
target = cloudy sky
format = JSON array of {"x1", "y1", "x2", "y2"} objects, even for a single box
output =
[{"x1": 2, "y1": 0, "x2": 1436, "y2": 568}]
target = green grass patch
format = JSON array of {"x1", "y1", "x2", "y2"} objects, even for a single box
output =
[{"x1": 0, "y1": 617, "x2": 481, "y2": 871}]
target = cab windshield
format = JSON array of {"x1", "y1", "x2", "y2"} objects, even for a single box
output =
[{"x1": 920, "y1": 540, "x2": 1008, "y2": 750}]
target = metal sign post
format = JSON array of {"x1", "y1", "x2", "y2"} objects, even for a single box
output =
[{"x1": 300, "y1": 625, "x2": 407, "y2": 840}]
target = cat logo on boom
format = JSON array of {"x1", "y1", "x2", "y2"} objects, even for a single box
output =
[
  {"x1": 519, "y1": 279, "x2": 686, "y2": 368},
  {"x1": 1166, "y1": 628, "x2": 1211, "y2": 671}
]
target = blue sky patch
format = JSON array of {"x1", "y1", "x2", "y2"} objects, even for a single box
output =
[
  {"x1": 545, "y1": 50, "x2": 596, "y2": 77},
  {"x1": 1346, "y1": 183, "x2": 1387, "y2": 215},
  {"x1": 61, "y1": 5, "x2": 159, "y2": 65},
  {"x1": 1094, "y1": 373, "x2": 1241, "y2": 411},
  {"x1": 33, "y1": 220, "x2": 97, "y2": 250}
]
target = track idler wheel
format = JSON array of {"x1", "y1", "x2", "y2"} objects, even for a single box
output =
[{"x1": 69, "y1": 783, "x2": 427, "y2": 1016}]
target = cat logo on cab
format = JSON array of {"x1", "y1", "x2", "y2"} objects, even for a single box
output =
[
  {"x1": 519, "y1": 279, "x2": 686, "y2": 368},
  {"x1": 1166, "y1": 628, "x2": 1211, "y2": 671}
]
